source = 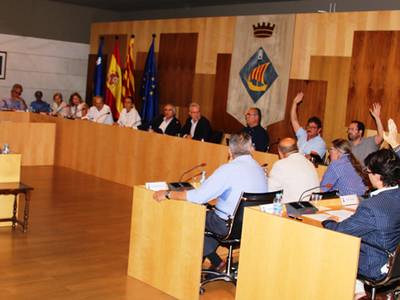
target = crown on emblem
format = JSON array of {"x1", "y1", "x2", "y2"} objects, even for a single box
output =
[{"x1": 253, "y1": 22, "x2": 275, "y2": 38}]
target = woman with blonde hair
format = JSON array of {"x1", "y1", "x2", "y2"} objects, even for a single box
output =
[{"x1": 321, "y1": 138, "x2": 368, "y2": 196}]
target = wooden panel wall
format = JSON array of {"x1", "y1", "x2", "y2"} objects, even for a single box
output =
[
  {"x1": 267, "y1": 79, "x2": 328, "y2": 153},
  {"x1": 347, "y1": 31, "x2": 400, "y2": 128},
  {"x1": 0, "y1": 122, "x2": 55, "y2": 166},
  {"x1": 291, "y1": 11, "x2": 400, "y2": 79},
  {"x1": 158, "y1": 33, "x2": 198, "y2": 107},
  {"x1": 90, "y1": 17, "x2": 236, "y2": 74},
  {"x1": 309, "y1": 56, "x2": 351, "y2": 143},
  {"x1": 212, "y1": 53, "x2": 243, "y2": 133}
]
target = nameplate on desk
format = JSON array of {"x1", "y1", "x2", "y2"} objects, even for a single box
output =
[
  {"x1": 145, "y1": 182, "x2": 168, "y2": 191},
  {"x1": 340, "y1": 194, "x2": 359, "y2": 206},
  {"x1": 259, "y1": 203, "x2": 274, "y2": 214}
]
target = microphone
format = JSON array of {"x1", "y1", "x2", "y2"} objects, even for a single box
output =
[
  {"x1": 179, "y1": 163, "x2": 207, "y2": 182},
  {"x1": 298, "y1": 184, "x2": 333, "y2": 202},
  {"x1": 183, "y1": 171, "x2": 203, "y2": 182},
  {"x1": 94, "y1": 111, "x2": 111, "y2": 123}
]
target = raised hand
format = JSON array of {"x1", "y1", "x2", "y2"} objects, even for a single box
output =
[
  {"x1": 293, "y1": 92, "x2": 304, "y2": 105},
  {"x1": 383, "y1": 118, "x2": 399, "y2": 148},
  {"x1": 369, "y1": 103, "x2": 381, "y2": 119}
]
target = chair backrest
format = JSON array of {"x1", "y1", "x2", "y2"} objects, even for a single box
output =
[
  {"x1": 386, "y1": 244, "x2": 400, "y2": 284},
  {"x1": 225, "y1": 190, "x2": 283, "y2": 240}
]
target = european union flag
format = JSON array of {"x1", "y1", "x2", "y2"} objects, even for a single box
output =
[
  {"x1": 94, "y1": 37, "x2": 104, "y2": 96},
  {"x1": 140, "y1": 35, "x2": 159, "y2": 125}
]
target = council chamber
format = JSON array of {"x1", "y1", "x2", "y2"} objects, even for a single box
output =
[{"x1": 1, "y1": 1, "x2": 400, "y2": 300}]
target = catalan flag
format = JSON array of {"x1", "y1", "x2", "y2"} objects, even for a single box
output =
[
  {"x1": 105, "y1": 36, "x2": 122, "y2": 120},
  {"x1": 122, "y1": 35, "x2": 135, "y2": 99}
]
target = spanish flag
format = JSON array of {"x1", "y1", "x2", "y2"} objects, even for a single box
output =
[
  {"x1": 122, "y1": 35, "x2": 135, "y2": 99},
  {"x1": 105, "y1": 36, "x2": 122, "y2": 120}
]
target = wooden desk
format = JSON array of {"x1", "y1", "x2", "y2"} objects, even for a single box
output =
[
  {"x1": 235, "y1": 206, "x2": 361, "y2": 300},
  {"x1": 128, "y1": 186, "x2": 206, "y2": 299},
  {"x1": 0, "y1": 182, "x2": 33, "y2": 232}
]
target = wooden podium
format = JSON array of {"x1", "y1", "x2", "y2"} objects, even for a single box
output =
[
  {"x1": 127, "y1": 186, "x2": 206, "y2": 299},
  {"x1": 0, "y1": 154, "x2": 21, "y2": 226},
  {"x1": 235, "y1": 208, "x2": 361, "y2": 300}
]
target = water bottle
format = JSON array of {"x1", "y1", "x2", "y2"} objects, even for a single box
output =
[
  {"x1": 200, "y1": 171, "x2": 206, "y2": 184},
  {"x1": 2, "y1": 143, "x2": 10, "y2": 154},
  {"x1": 273, "y1": 193, "x2": 283, "y2": 216}
]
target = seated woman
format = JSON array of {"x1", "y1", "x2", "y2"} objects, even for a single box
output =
[
  {"x1": 50, "y1": 92, "x2": 68, "y2": 118},
  {"x1": 321, "y1": 139, "x2": 368, "y2": 196},
  {"x1": 68, "y1": 92, "x2": 86, "y2": 119},
  {"x1": 323, "y1": 149, "x2": 400, "y2": 297}
]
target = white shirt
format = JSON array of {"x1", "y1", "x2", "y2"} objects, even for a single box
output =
[
  {"x1": 117, "y1": 107, "x2": 141, "y2": 129},
  {"x1": 85, "y1": 104, "x2": 113, "y2": 125},
  {"x1": 69, "y1": 103, "x2": 86, "y2": 119},
  {"x1": 51, "y1": 101, "x2": 68, "y2": 117},
  {"x1": 268, "y1": 152, "x2": 320, "y2": 203},
  {"x1": 159, "y1": 117, "x2": 173, "y2": 133},
  {"x1": 190, "y1": 119, "x2": 198, "y2": 137}
]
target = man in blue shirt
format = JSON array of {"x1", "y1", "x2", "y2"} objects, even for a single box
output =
[
  {"x1": 0, "y1": 83, "x2": 27, "y2": 111},
  {"x1": 154, "y1": 132, "x2": 268, "y2": 270},
  {"x1": 30, "y1": 91, "x2": 51, "y2": 113},
  {"x1": 290, "y1": 92, "x2": 327, "y2": 160}
]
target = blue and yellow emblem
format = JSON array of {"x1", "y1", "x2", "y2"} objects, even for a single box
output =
[{"x1": 240, "y1": 47, "x2": 278, "y2": 103}]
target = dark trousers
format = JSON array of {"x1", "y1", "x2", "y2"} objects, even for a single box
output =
[{"x1": 204, "y1": 210, "x2": 229, "y2": 267}]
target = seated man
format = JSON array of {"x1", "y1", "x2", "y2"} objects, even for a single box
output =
[
  {"x1": 180, "y1": 102, "x2": 212, "y2": 141},
  {"x1": 322, "y1": 149, "x2": 400, "y2": 297},
  {"x1": 153, "y1": 132, "x2": 268, "y2": 270},
  {"x1": 268, "y1": 137, "x2": 319, "y2": 203},
  {"x1": 348, "y1": 103, "x2": 383, "y2": 166},
  {"x1": 0, "y1": 83, "x2": 27, "y2": 111},
  {"x1": 117, "y1": 96, "x2": 141, "y2": 129},
  {"x1": 30, "y1": 90, "x2": 51, "y2": 113},
  {"x1": 290, "y1": 92, "x2": 326, "y2": 160},
  {"x1": 150, "y1": 103, "x2": 181, "y2": 136},
  {"x1": 242, "y1": 107, "x2": 269, "y2": 152},
  {"x1": 83, "y1": 96, "x2": 113, "y2": 125}
]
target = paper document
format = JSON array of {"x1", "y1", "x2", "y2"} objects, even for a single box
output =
[
  {"x1": 316, "y1": 205, "x2": 331, "y2": 212},
  {"x1": 326, "y1": 210, "x2": 354, "y2": 221},
  {"x1": 303, "y1": 213, "x2": 331, "y2": 222}
]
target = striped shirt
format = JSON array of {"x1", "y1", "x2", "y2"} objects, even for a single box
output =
[{"x1": 321, "y1": 154, "x2": 367, "y2": 196}]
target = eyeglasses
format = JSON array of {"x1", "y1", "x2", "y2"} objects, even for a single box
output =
[
  {"x1": 246, "y1": 113, "x2": 257, "y2": 116},
  {"x1": 12, "y1": 90, "x2": 22, "y2": 96}
]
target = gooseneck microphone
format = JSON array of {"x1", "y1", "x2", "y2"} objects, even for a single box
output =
[
  {"x1": 298, "y1": 184, "x2": 333, "y2": 202},
  {"x1": 179, "y1": 163, "x2": 207, "y2": 182},
  {"x1": 94, "y1": 111, "x2": 111, "y2": 122}
]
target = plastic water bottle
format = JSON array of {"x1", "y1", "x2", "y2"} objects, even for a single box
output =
[
  {"x1": 2, "y1": 144, "x2": 10, "y2": 154},
  {"x1": 200, "y1": 171, "x2": 206, "y2": 184},
  {"x1": 273, "y1": 193, "x2": 283, "y2": 216}
]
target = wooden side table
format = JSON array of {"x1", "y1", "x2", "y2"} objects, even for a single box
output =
[{"x1": 0, "y1": 182, "x2": 33, "y2": 232}]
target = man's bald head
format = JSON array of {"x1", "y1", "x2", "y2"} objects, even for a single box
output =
[{"x1": 278, "y1": 138, "x2": 298, "y2": 158}]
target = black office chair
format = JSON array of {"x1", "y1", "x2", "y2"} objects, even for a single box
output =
[
  {"x1": 200, "y1": 190, "x2": 283, "y2": 292},
  {"x1": 357, "y1": 242, "x2": 400, "y2": 300}
]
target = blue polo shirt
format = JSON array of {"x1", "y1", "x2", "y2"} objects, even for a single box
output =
[
  {"x1": 186, "y1": 155, "x2": 268, "y2": 220},
  {"x1": 296, "y1": 127, "x2": 327, "y2": 159}
]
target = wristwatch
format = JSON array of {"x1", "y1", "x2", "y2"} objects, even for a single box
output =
[{"x1": 165, "y1": 191, "x2": 171, "y2": 200}]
